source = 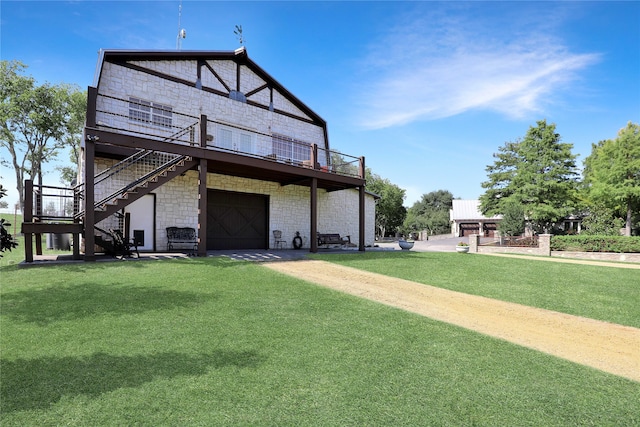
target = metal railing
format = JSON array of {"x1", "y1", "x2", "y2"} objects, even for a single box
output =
[
  {"x1": 29, "y1": 184, "x2": 79, "y2": 222},
  {"x1": 480, "y1": 236, "x2": 540, "y2": 247},
  {"x1": 93, "y1": 93, "x2": 364, "y2": 179}
]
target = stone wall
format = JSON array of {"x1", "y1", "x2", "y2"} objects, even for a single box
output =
[
  {"x1": 469, "y1": 234, "x2": 639, "y2": 264},
  {"x1": 469, "y1": 234, "x2": 551, "y2": 256},
  {"x1": 129, "y1": 169, "x2": 375, "y2": 250},
  {"x1": 97, "y1": 60, "x2": 325, "y2": 149}
]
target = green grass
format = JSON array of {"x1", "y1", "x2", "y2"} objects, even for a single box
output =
[
  {"x1": 1, "y1": 256, "x2": 638, "y2": 426},
  {"x1": 312, "y1": 251, "x2": 640, "y2": 328}
]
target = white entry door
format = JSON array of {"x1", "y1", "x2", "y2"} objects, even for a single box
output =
[{"x1": 124, "y1": 194, "x2": 155, "y2": 251}]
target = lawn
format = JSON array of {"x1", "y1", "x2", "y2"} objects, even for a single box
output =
[
  {"x1": 1, "y1": 253, "x2": 639, "y2": 426},
  {"x1": 311, "y1": 251, "x2": 640, "y2": 328}
]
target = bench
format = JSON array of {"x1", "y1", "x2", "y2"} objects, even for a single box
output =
[
  {"x1": 317, "y1": 233, "x2": 351, "y2": 247},
  {"x1": 166, "y1": 227, "x2": 198, "y2": 252}
]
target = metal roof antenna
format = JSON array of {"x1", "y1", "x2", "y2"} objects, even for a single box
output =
[{"x1": 176, "y1": 0, "x2": 186, "y2": 50}]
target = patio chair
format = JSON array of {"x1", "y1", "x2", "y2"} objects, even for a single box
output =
[{"x1": 272, "y1": 230, "x2": 287, "y2": 249}]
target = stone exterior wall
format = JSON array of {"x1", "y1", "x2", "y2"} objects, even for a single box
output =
[
  {"x1": 96, "y1": 59, "x2": 325, "y2": 149},
  {"x1": 147, "y1": 170, "x2": 376, "y2": 250},
  {"x1": 89, "y1": 55, "x2": 373, "y2": 252}
]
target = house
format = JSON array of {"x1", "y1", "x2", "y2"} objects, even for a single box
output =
[
  {"x1": 22, "y1": 48, "x2": 375, "y2": 261},
  {"x1": 450, "y1": 200, "x2": 501, "y2": 237},
  {"x1": 450, "y1": 200, "x2": 583, "y2": 237}
]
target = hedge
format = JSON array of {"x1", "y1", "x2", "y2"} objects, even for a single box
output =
[{"x1": 551, "y1": 235, "x2": 640, "y2": 253}]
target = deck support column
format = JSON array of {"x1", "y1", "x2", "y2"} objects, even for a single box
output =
[
  {"x1": 359, "y1": 156, "x2": 366, "y2": 251},
  {"x1": 310, "y1": 177, "x2": 318, "y2": 253},
  {"x1": 197, "y1": 114, "x2": 208, "y2": 257},
  {"x1": 24, "y1": 180, "x2": 33, "y2": 262},
  {"x1": 84, "y1": 86, "x2": 98, "y2": 261}
]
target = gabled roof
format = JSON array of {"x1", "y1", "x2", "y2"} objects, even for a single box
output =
[
  {"x1": 92, "y1": 47, "x2": 326, "y2": 127},
  {"x1": 450, "y1": 199, "x2": 502, "y2": 221}
]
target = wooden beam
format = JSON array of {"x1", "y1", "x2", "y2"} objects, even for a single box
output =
[
  {"x1": 22, "y1": 223, "x2": 84, "y2": 234},
  {"x1": 84, "y1": 135, "x2": 96, "y2": 261},
  {"x1": 197, "y1": 115, "x2": 208, "y2": 257},
  {"x1": 310, "y1": 177, "x2": 318, "y2": 253},
  {"x1": 23, "y1": 180, "x2": 33, "y2": 262}
]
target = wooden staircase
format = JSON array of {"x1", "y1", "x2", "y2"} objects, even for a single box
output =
[{"x1": 93, "y1": 155, "x2": 197, "y2": 223}]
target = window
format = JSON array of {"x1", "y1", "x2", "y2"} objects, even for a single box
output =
[
  {"x1": 129, "y1": 97, "x2": 172, "y2": 128},
  {"x1": 218, "y1": 128, "x2": 233, "y2": 150},
  {"x1": 215, "y1": 126, "x2": 254, "y2": 154},
  {"x1": 272, "y1": 134, "x2": 311, "y2": 163}
]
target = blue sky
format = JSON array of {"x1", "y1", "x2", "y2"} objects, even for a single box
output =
[{"x1": 1, "y1": 1, "x2": 639, "y2": 211}]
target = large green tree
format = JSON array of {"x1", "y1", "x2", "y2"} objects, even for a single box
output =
[
  {"x1": 480, "y1": 120, "x2": 579, "y2": 233},
  {"x1": 57, "y1": 88, "x2": 87, "y2": 185},
  {"x1": 366, "y1": 169, "x2": 406, "y2": 238},
  {"x1": 1, "y1": 60, "x2": 82, "y2": 210},
  {"x1": 583, "y1": 122, "x2": 640, "y2": 236},
  {"x1": 403, "y1": 189, "x2": 453, "y2": 236}
]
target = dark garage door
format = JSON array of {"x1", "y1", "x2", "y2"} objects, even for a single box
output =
[
  {"x1": 207, "y1": 189, "x2": 268, "y2": 250},
  {"x1": 460, "y1": 223, "x2": 480, "y2": 237}
]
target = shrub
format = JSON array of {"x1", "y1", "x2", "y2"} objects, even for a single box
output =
[{"x1": 551, "y1": 235, "x2": 640, "y2": 253}]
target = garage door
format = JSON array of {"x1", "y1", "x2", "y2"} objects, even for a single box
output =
[
  {"x1": 483, "y1": 223, "x2": 497, "y2": 237},
  {"x1": 207, "y1": 189, "x2": 269, "y2": 250},
  {"x1": 459, "y1": 223, "x2": 480, "y2": 236}
]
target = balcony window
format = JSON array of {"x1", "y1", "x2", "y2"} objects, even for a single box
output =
[
  {"x1": 129, "y1": 97, "x2": 172, "y2": 128},
  {"x1": 272, "y1": 134, "x2": 311, "y2": 163}
]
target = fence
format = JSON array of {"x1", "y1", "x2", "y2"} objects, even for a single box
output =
[{"x1": 470, "y1": 234, "x2": 551, "y2": 256}]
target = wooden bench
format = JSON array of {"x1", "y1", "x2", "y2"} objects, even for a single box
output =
[
  {"x1": 166, "y1": 227, "x2": 198, "y2": 252},
  {"x1": 317, "y1": 233, "x2": 350, "y2": 247}
]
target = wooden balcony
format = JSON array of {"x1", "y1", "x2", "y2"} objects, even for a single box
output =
[{"x1": 89, "y1": 92, "x2": 365, "y2": 193}]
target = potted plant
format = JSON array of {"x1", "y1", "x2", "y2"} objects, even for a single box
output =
[
  {"x1": 398, "y1": 235, "x2": 415, "y2": 250},
  {"x1": 456, "y1": 241, "x2": 470, "y2": 253}
]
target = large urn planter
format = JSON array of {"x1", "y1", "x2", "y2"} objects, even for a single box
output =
[
  {"x1": 456, "y1": 245, "x2": 470, "y2": 253},
  {"x1": 398, "y1": 240, "x2": 415, "y2": 250}
]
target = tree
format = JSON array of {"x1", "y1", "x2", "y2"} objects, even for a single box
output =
[
  {"x1": 498, "y1": 200, "x2": 525, "y2": 236},
  {"x1": 403, "y1": 190, "x2": 453, "y2": 236},
  {"x1": 366, "y1": 169, "x2": 406, "y2": 238},
  {"x1": 0, "y1": 184, "x2": 18, "y2": 256},
  {"x1": 580, "y1": 203, "x2": 624, "y2": 236},
  {"x1": 0, "y1": 60, "x2": 81, "y2": 211},
  {"x1": 480, "y1": 120, "x2": 579, "y2": 233},
  {"x1": 57, "y1": 89, "x2": 87, "y2": 185},
  {"x1": 582, "y1": 122, "x2": 640, "y2": 236}
]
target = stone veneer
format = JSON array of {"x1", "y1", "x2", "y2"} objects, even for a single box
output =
[
  {"x1": 86, "y1": 54, "x2": 373, "y2": 251},
  {"x1": 106, "y1": 167, "x2": 375, "y2": 251}
]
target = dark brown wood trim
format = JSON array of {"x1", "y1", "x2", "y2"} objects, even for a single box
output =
[
  {"x1": 23, "y1": 180, "x2": 33, "y2": 262},
  {"x1": 197, "y1": 159, "x2": 208, "y2": 257},
  {"x1": 236, "y1": 63, "x2": 241, "y2": 92},
  {"x1": 113, "y1": 60, "x2": 197, "y2": 90},
  {"x1": 310, "y1": 177, "x2": 318, "y2": 253},
  {"x1": 359, "y1": 185, "x2": 365, "y2": 251},
  {"x1": 245, "y1": 83, "x2": 269, "y2": 98},
  {"x1": 84, "y1": 137, "x2": 96, "y2": 261},
  {"x1": 203, "y1": 61, "x2": 231, "y2": 93},
  {"x1": 22, "y1": 222, "x2": 84, "y2": 234},
  {"x1": 245, "y1": 99, "x2": 317, "y2": 125}
]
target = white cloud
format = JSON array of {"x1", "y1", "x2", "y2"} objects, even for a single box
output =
[{"x1": 354, "y1": 4, "x2": 600, "y2": 130}]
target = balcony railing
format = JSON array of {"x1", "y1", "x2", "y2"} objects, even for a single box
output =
[{"x1": 93, "y1": 93, "x2": 364, "y2": 179}]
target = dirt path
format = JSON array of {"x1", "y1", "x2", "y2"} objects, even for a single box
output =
[{"x1": 263, "y1": 260, "x2": 640, "y2": 382}]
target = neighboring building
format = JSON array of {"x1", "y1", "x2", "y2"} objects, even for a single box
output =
[
  {"x1": 450, "y1": 200, "x2": 583, "y2": 237},
  {"x1": 23, "y1": 48, "x2": 374, "y2": 261},
  {"x1": 450, "y1": 200, "x2": 502, "y2": 237}
]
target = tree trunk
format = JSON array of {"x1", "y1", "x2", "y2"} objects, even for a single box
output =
[{"x1": 625, "y1": 201, "x2": 632, "y2": 237}]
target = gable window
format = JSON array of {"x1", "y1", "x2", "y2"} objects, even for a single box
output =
[{"x1": 129, "y1": 97, "x2": 172, "y2": 128}]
